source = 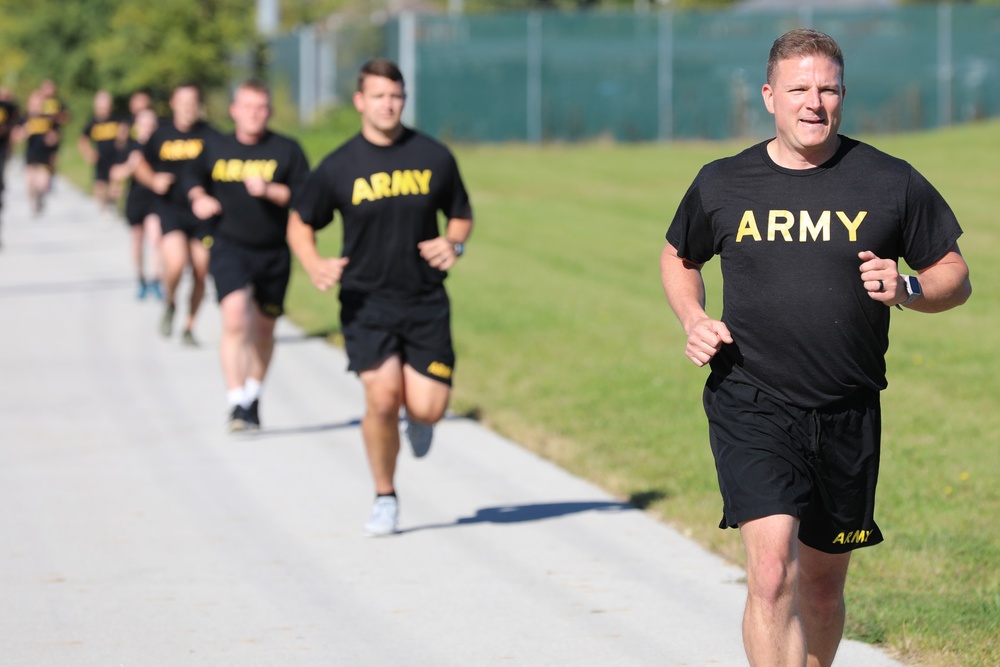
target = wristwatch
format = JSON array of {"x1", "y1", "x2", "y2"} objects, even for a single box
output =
[
  {"x1": 897, "y1": 274, "x2": 922, "y2": 309},
  {"x1": 451, "y1": 241, "x2": 465, "y2": 257}
]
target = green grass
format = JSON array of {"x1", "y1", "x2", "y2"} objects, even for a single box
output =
[{"x1": 59, "y1": 107, "x2": 999, "y2": 666}]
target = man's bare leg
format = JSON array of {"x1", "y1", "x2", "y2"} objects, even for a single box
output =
[
  {"x1": 740, "y1": 514, "x2": 808, "y2": 667},
  {"x1": 158, "y1": 230, "x2": 189, "y2": 336},
  {"x1": 799, "y1": 544, "x2": 851, "y2": 667},
  {"x1": 183, "y1": 237, "x2": 210, "y2": 340},
  {"x1": 359, "y1": 355, "x2": 405, "y2": 495}
]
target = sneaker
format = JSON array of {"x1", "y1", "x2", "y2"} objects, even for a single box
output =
[
  {"x1": 403, "y1": 411, "x2": 434, "y2": 458},
  {"x1": 160, "y1": 303, "x2": 175, "y2": 337},
  {"x1": 148, "y1": 280, "x2": 163, "y2": 300},
  {"x1": 243, "y1": 399, "x2": 260, "y2": 430},
  {"x1": 181, "y1": 329, "x2": 198, "y2": 347},
  {"x1": 137, "y1": 280, "x2": 148, "y2": 300},
  {"x1": 363, "y1": 495, "x2": 399, "y2": 537},
  {"x1": 227, "y1": 405, "x2": 248, "y2": 432}
]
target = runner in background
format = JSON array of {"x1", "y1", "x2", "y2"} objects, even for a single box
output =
[
  {"x1": 78, "y1": 90, "x2": 127, "y2": 216},
  {"x1": 110, "y1": 107, "x2": 163, "y2": 300},
  {"x1": 183, "y1": 80, "x2": 310, "y2": 431},
  {"x1": 134, "y1": 83, "x2": 220, "y2": 346}
]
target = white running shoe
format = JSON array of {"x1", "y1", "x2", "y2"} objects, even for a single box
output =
[
  {"x1": 403, "y1": 412, "x2": 434, "y2": 459},
  {"x1": 363, "y1": 496, "x2": 399, "y2": 537}
]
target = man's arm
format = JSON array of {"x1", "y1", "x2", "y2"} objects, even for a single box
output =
[
  {"x1": 133, "y1": 155, "x2": 174, "y2": 195},
  {"x1": 287, "y1": 210, "x2": 348, "y2": 292},
  {"x1": 245, "y1": 177, "x2": 290, "y2": 206},
  {"x1": 77, "y1": 134, "x2": 96, "y2": 164},
  {"x1": 660, "y1": 241, "x2": 733, "y2": 367},
  {"x1": 859, "y1": 243, "x2": 971, "y2": 313}
]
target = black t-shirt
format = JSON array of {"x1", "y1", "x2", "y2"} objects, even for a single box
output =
[
  {"x1": 666, "y1": 136, "x2": 963, "y2": 408},
  {"x1": 143, "y1": 119, "x2": 219, "y2": 207},
  {"x1": 292, "y1": 128, "x2": 473, "y2": 297},
  {"x1": 19, "y1": 113, "x2": 58, "y2": 164},
  {"x1": 183, "y1": 131, "x2": 310, "y2": 248},
  {"x1": 81, "y1": 115, "x2": 127, "y2": 163}
]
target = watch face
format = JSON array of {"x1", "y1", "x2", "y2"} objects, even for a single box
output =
[
  {"x1": 453, "y1": 242, "x2": 464, "y2": 257},
  {"x1": 908, "y1": 275, "x2": 922, "y2": 295}
]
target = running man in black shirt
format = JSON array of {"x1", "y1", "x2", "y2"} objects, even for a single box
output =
[
  {"x1": 184, "y1": 80, "x2": 309, "y2": 432},
  {"x1": 661, "y1": 30, "x2": 971, "y2": 667},
  {"x1": 110, "y1": 108, "x2": 163, "y2": 299},
  {"x1": 288, "y1": 58, "x2": 474, "y2": 537},
  {"x1": 15, "y1": 90, "x2": 59, "y2": 216},
  {"x1": 135, "y1": 83, "x2": 220, "y2": 346},
  {"x1": 78, "y1": 90, "x2": 126, "y2": 216}
]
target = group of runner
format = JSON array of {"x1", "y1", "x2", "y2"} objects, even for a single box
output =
[
  {"x1": 4, "y1": 63, "x2": 472, "y2": 541},
  {"x1": 2, "y1": 33, "x2": 974, "y2": 666}
]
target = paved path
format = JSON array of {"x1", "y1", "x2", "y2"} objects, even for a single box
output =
[{"x1": 0, "y1": 164, "x2": 907, "y2": 666}]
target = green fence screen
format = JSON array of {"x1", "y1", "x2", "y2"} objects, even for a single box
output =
[{"x1": 270, "y1": 6, "x2": 1000, "y2": 142}]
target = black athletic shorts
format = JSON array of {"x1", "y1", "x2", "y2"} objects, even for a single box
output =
[
  {"x1": 125, "y1": 193, "x2": 156, "y2": 227},
  {"x1": 340, "y1": 288, "x2": 455, "y2": 386},
  {"x1": 94, "y1": 154, "x2": 114, "y2": 183},
  {"x1": 156, "y1": 199, "x2": 212, "y2": 240},
  {"x1": 209, "y1": 236, "x2": 290, "y2": 318},
  {"x1": 703, "y1": 376, "x2": 884, "y2": 554}
]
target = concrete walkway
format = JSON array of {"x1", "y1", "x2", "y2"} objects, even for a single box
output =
[{"x1": 0, "y1": 163, "x2": 907, "y2": 666}]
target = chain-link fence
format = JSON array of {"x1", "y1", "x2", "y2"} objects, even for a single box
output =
[{"x1": 267, "y1": 5, "x2": 1000, "y2": 142}]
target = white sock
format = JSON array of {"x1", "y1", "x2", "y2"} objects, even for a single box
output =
[
  {"x1": 227, "y1": 387, "x2": 245, "y2": 407},
  {"x1": 242, "y1": 378, "x2": 262, "y2": 408}
]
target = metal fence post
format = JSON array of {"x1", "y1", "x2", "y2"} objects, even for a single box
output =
[
  {"x1": 399, "y1": 12, "x2": 418, "y2": 128},
  {"x1": 298, "y1": 24, "x2": 317, "y2": 124},
  {"x1": 527, "y1": 12, "x2": 543, "y2": 143},
  {"x1": 938, "y1": 3, "x2": 953, "y2": 127},
  {"x1": 658, "y1": 11, "x2": 673, "y2": 141}
]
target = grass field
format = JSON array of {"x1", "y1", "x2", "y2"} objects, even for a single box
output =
[
  {"x1": 54, "y1": 105, "x2": 997, "y2": 666},
  {"x1": 284, "y1": 118, "x2": 1000, "y2": 667}
]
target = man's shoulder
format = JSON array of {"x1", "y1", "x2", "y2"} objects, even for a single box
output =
[
  {"x1": 261, "y1": 129, "x2": 306, "y2": 153},
  {"x1": 697, "y1": 141, "x2": 766, "y2": 181},
  {"x1": 400, "y1": 127, "x2": 456, "y2": 158},
  {"x1": 839, "y1": 136, "x2": 911, "y2": 172}
]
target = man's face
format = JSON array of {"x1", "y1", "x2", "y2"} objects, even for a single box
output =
[
  {"x1": 94, "y1": 92, "x2": 113, "y2": 118},
  {"x1": 230, "y1": 87, "x2": 271, "y2": 140},
  {"x1": 762, "y1": 55, "x2": 844, "y2": 163},
  {"x1": 170, "y1": 86, "x2": 201, "y2": 129},
  {"x1": 353, "y1": 75, "x2": 405, "y2": 137}
]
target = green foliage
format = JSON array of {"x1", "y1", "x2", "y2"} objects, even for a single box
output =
[
  {"x1": 0, "y1": 0, "x2": 254, "y2": 101},
  {"x1": 90, "y1": 0, "x2": 255, "y2": 99}
]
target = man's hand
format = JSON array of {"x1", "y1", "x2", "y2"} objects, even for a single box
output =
[
  {"x1": 418, "y1": 236, "x2": 460, "y2": 271},
  {"x1": 684, "y1": 317, "x2": 734, "y2": 367},
  {"x1": 150, "y1": 172, "x2": 175, "y2": 196},
  {"x1": 244, "y1": 175, "x2": 268, "y2": 198},
  {"x1": 191, "y1": 193, "x2": 222, "y2": 220},
  {"x1": 858, "y1": 250, "x2": 905, "y2": 307},
  {"x1": 304, "y1": 257, "x2": 350, "y2": 292}
]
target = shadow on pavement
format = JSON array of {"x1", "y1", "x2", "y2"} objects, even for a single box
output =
[{"x1": 399, "y1": 500, "x2": 637, "y2": 534}]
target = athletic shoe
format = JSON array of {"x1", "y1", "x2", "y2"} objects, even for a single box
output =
[
  {"x1": 403, "y1": 411, "x2": 434, "y2": 458},
  {"x1": 228, "y1": 405, "x2": 248, "y2": 432},
  {"x1": 181, "y1": 329, "x2": 198, "y2": 347},
  {"x1": 148, "y1": 280, "x2": 163, "y2": 300},
  {"x1": 136, "y1": 280, "x2": 148, "y2": 300},
  {"x1": 363, "y1": 495, "x2": 399, "y2": 537},
  {"x1": 243, "y1": 399, "x2": 260, "y2": 430},
  {"x1": 160, "y1": 303, "x2": 175, "y2": 337}
]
